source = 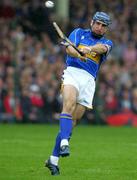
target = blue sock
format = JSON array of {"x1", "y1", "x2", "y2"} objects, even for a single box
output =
[
  {"x1": 52, "y1": 132, "x2": 61, "y2": 157},
  {"x1": 60, "y1": 113, "x2": 73, "y2": 140}
]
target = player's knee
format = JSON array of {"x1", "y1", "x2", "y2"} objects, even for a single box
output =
[
  {"x1": 73, "y1": 114, "x2": 81, "y2": 122},
  {"x1": 72, "y1": 113, "x2": 84, "y2": 127},
  {"x1": 63, "y1": 101, "x2": 76, "y2": 114}
]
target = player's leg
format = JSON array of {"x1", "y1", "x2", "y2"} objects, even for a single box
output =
[
  {"x1": 45, "y1": 85, "x2": 78, "y2": 175},
  {"x1": 59, "y1": 84, "x2": 78, "y2": 156},
  {"x1": 59, "y1": 104, "x2": 85, "y2": 153},
  {"x1": 72, "y1": 103, "x2": 86, "y2": 127},
  {"x1": 45, "y1": 131, "x2": 61, "y2": 175}
]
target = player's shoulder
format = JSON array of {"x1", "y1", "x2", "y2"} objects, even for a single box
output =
[
  {"x1": 100, "y1": 36, "x2": 113, "y2": 46},
  {"x1": 72, "y1": 28, "x2": 90, "y2": 34}
]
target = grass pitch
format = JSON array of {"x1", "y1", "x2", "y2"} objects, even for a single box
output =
[{"x1": 0, "y1": 124, "x2": 137, "y2": 180}]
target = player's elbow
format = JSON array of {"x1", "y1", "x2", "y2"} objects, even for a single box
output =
[
  {"x1": 98, "y1": 44, "x2": 108, "y2": 54},
  {"x1": 103, "y1": 45, "x2": 108, "y2": 53}
]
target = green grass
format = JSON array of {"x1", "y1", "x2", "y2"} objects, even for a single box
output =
[{"x1": 0, "y1": 124, "x2": 137, "y2": 180}]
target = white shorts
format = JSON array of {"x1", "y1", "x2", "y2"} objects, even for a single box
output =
[{"x1": 62, "y1": 67, "x2": 96, "y2": 109}]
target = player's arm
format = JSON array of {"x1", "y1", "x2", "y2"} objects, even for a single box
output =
[
  {"x1": 80, "y1": 44, "x2": 108, "y2": 55},
  {"x1": 65, "y1": 44, "x2": 87, "y2": 61},
  {"x1": 64, "y1": 28, "x2": 87, "y2": 61},
  {"x1": 90, "y1": 44, "x2": 108, "y2": 54},
  {"x1": 66, "y1": 45, "x2": 83, "y2": 58}
]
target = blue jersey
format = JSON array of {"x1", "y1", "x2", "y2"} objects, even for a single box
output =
[{"x1": 66, "y1": 28, "x2": 113, "y2": 78}]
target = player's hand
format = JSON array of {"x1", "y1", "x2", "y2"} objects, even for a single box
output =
[
  {"x1": 77, "y1": 53, "x2": 87, "y2": 62},
  {"x1": 60, "y1": 41, "x2": 70, "y2": 47},
  {"x1": 79, "y1": 47, "x2": 91, "y2": 54}
]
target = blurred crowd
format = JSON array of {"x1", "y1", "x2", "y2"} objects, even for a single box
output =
[{"x1": 0, "y1": 0, "x2": 137, "y2": 125}]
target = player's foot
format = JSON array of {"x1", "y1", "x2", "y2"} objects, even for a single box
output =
[
  {"x1": 60, "y1": 145, "x2": 70, "y2": 157},
  {"x1": 45, "y1": 159, "x2": 60, "y2": 175}
]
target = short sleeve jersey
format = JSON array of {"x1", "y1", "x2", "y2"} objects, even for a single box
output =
[{"x1": 66, "y1": 28, "x2": 113, "y2": 78}]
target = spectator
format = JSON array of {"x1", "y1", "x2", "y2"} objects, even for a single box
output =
[
  {"x1": 131, "y1": 88, "x2": 137, "y2": 114},
  {"x1": 20, "y1": 89, "x2": 31, "y2": 123},
  {"x1": 104, "y1": 87, "x2": 118, "y2": 115}
]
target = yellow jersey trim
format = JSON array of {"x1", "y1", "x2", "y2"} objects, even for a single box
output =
[{"x1": 78, "y1": 44, "x2": 101, "y2": 64}]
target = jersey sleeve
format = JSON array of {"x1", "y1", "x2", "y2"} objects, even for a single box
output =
[
  {"x1": 68, "y1": 28, "x2": 83, "y2": 47},
  {"x1": 103, "y1": 39, "x2": 113, "y2": 55},
  {"x1": 101, "y1": 39, "x2": 113, "y2": 61}
]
